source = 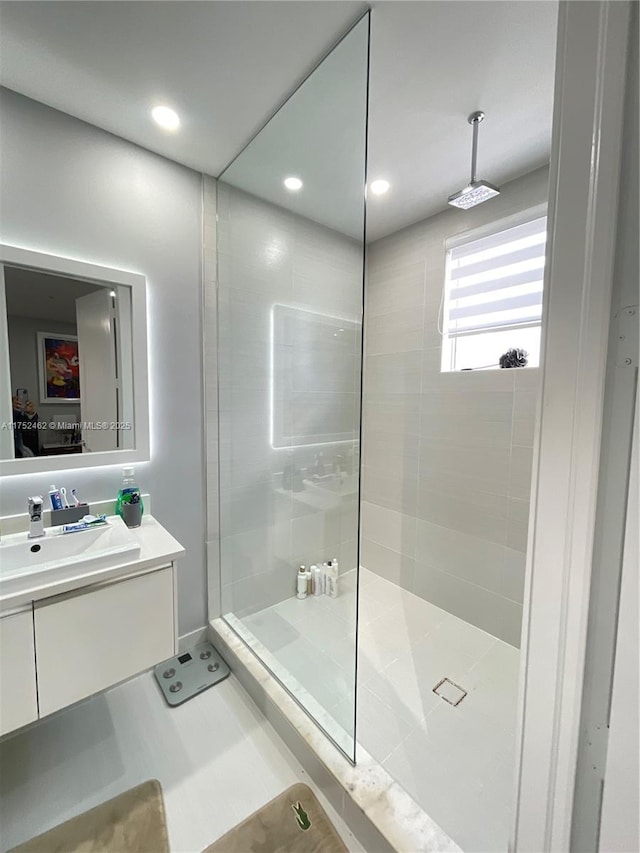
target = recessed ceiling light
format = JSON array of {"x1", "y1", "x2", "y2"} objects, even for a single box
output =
[
  {"x1": 284, "y1": 176, "x2": 303, "y2": 191},
  {"x1": 370, "y1": 179, "x2": 390, "y2": 196},
  {"x1": 151, "y1": 105, "x2": 180, "y2": 131}
]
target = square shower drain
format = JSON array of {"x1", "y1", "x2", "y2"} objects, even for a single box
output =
[{"x1": 433, "y1": 677, "x2": 467, "y2": 706}]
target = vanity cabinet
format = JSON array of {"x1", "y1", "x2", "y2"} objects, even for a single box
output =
[
  {"x1": 0, "y1": 515, "x2": 182, "y2": 737},
  {"x1": 34, "y1": 566, "x2": 175, "y2": 717},
  {"x1": 0, "y1": 610, "x2": 38, "y2": 735}
]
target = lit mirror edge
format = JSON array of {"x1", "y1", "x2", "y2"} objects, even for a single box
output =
[{"x1": 0, "y1": 243, "x2": 150, "y2": 477}]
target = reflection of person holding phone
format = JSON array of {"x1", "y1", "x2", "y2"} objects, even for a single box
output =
[{"x1": 12, "y1": 390, "x2": 40, "y2": 457}]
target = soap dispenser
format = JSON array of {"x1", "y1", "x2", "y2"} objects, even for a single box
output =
[{"x1": 116, "y1": 467, "x2": 144, "y2": 528}]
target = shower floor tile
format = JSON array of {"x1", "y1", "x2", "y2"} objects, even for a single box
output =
[
  {"x1": 239, "y1": 567, "x2": 520, "y2": 852},
  {"x1": 358, "y1": 571, "x2": 520, "y2": 852}
]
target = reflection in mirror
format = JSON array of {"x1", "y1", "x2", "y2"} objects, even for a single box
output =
[
  {"x1": 1, "y1": 264, "x2": 134, "y2": 461},
  {"x1": 272, "y1": 305, "x2": 360, "y2": 448}
]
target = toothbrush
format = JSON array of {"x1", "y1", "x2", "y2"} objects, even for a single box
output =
[
  {"x1": 60, "y1": 487, "x2": 70, "y2": 509},
  {"x1": 71, "y1": 488, "x2": 81, "y2": 507}
]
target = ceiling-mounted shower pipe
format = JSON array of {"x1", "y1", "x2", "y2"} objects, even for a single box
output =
[{"x1": 448, "y1": 110, "x2": 501, "y2": 209}]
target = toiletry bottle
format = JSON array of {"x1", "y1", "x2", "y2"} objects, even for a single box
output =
[
  {"x1": 321, "y1": 561, "x2": 329, "y2": 595},
  {"x1": 296, "y1": 566, "x2": 308, "y2": 600},
  {"x1": 331, "y1": 557, "x2": 339, "y2": 598},
  {"x1": 48, "y1": 485, "x2": 63, "y2": 510},
  {"x1": 311, "y1": 565, "x2": 322, "y2": 596},
  {"x1": 115, "y1": 467, "x2": 144, "y2": 523},
  {"x1": 306, "y1": 567, "x2": 312, "y2": 595},
  {"x1": 327, "y1": 559, "x2": 339, "y2": 599}
]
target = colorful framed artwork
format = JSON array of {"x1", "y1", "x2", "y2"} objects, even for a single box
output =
[{"x1": 37, "y1": 332, "x2": 81, "y2": 403}]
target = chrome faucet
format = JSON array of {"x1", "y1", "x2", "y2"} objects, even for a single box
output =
[{"x1": 28, "y1": 496, "x2": 45, "y2": 539}]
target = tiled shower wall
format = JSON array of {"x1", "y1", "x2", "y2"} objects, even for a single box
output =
[
  {"x1": 361, "y1": 166, "x2": 548, "y2": 646},
  {"x1": 206, "y1": 180, "x2": 363, "y2": 619}
]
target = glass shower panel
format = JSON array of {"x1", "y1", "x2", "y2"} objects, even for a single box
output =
[{"x1": 216, "y1": 14, "x2": 369, "y2": 761}]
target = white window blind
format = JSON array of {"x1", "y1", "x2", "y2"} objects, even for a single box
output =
[{"x1": 445, "y1": 215, "x2": 547, "y2": 337}]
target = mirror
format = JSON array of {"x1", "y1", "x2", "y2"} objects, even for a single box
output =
[{"x1": 0, "y1": 245, "x2": 149, "y2": 474}]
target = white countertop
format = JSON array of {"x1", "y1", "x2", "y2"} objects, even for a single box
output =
[{"x1": 0, "y1": 515, "x2": 184, "y2": 615}]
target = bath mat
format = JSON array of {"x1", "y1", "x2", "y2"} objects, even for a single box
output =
[
  {"x1": 203, "y1": 782, "x2": 348, "y2": 853},
  {"x1": 9, "y1": 779, "x2": 169, "y2": 853}
]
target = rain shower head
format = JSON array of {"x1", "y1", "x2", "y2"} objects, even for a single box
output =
[
  {"x1": 448, "y1": 179, "x2": 500, "y2": 209},
  {"x1": 448, "y1": 111, "x2": 500, "y2": 209}
]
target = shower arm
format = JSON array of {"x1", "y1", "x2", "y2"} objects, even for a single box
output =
[{"x1": 468, "y1": 110, "x2": 485, "y2": 184}]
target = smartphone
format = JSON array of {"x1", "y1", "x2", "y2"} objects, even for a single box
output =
[{"x1": 16, "y1": 388, "x2": 29, "y2": 409}]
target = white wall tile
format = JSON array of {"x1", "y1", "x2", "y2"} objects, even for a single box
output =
[
  {"x1": 416, "y1": 488, "x2": 508, "y2": 545},
  {"x1": 364, "y1": 352, "x2": 423, "y2": 395},
  {"x1": 365, "y1": 309, "x2": 424, "y2": 355},
  {"x1": 508, "y1": 444, "x2": 535, "y2": 501},
  {"x1": 420, "y1": 388, "x2": 515, "y2": 420},
  {"x1": 415, "y1": 519, "x2": 505, "y2": 595},
  {"x1": 362, "y1": 431, "x2": 420, "y2": 474},
  {"x1": 413, "y1": 561, "x2": 522, "y2": 647},
  {"x1": 360, "y1": 538, "x2": 416, "y2": 588},
  {"x1": 419, "y1": 440, "x2": 512, "y2": 493},
  {"x1": 361, "y1": 466, "x2": 418, "y2": 516},
  {"x1": 502, "y1": 548, "x2": 526, "y2": 604},
  {"x1": 362, "y1": 393, "x2": 421, "y2": 436},
  {"x1": 366, "y1": 261, "x2": 425, "y2": 318},
  {"x1": 360, "y1": 501, "x2": 416, "y2": 557},
  {"x1": 363, "y1": 167, "x2": 547, "y2": 637},
  {"x1": 512, "y1": 417, "x2": 536, "y2": 447}
]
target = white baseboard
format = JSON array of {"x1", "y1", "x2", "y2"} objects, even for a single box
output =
[{"x1": 178, "y1": 625, "x2": 210, "y2": 653}]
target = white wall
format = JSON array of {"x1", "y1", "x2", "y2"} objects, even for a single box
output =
[
  {"x1": 362, "y1": 166, "x2": 549, "y2": 646},
  {"x1": 0, "y1": 89, "x2": 206, "y2": 637}
]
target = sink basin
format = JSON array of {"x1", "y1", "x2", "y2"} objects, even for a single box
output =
[{"x1": 0, "y1": 516, "x2": 141, "y2": 597}]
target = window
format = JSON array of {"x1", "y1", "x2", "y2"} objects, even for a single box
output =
[{"x1": 441, "y1": 213, "x2": 547, "y2": 372}]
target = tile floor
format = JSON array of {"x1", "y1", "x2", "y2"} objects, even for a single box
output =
[
  {"x1": 237, "y1": 567, "x2": 521, "y2": 852},
  {"x1": 0, "y1": 670, "x2": 363, "y2": 853}
]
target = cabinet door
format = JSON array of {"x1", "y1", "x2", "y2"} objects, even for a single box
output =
[
  {"x1": 35, "y1": 567, "x2": 175, "y2": 717},
  {"x1": 0, "y1": 610, "x2": 38, "y2": 735}
]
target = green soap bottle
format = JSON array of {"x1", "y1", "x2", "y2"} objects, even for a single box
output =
[{"x1": 115, "y1": 466, "x2": 144, "y2": 522}]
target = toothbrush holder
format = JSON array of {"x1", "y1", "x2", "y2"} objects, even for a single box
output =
[{"x1": 50, "y1": 505, "x2": 90, "y2": 526}]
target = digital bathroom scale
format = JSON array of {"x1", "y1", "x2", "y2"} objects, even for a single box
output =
[{"x1": 154, "y1": 640, "x2": 230, "y2": 706}]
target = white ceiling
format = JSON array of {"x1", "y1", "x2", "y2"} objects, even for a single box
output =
[
  {"x1": 221, "y1": 15, "x2": 369, "y2": 240},
  {"x1": 366, "y1": 1, "x2": 557, "y2": 239},
  {"x1": 0, "y1": 1, "x2": 558, "y2": 241}
]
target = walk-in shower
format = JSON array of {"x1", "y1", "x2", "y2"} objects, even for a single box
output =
[{"x1": 207, "y1": 6, "x2": 552, "y2": 850}]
